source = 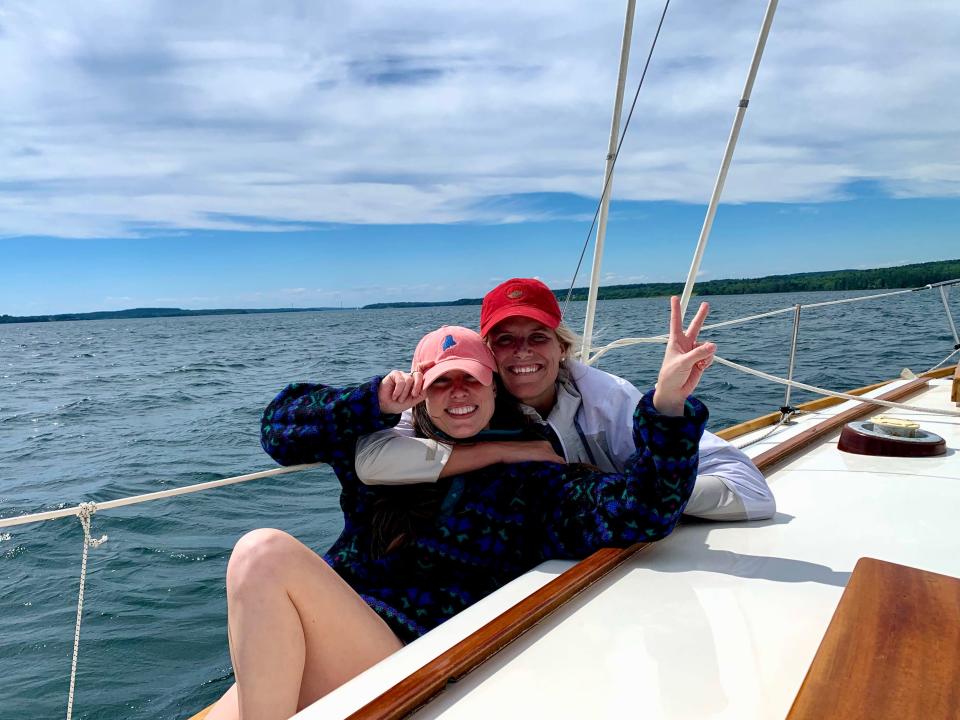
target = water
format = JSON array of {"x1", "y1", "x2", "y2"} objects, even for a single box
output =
[{"x1": 0, "y1": 290, "x2": 956, "y2": 719}]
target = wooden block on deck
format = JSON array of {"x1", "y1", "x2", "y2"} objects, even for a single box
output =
[
  {"x1": 952, "y1": 363, "x2": 960, "y2": 405},
  {"x1": 787, "y1": 557, "x2": 960, "y2": 720}
]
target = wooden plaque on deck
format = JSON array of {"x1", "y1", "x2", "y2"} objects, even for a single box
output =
[{"x1": 787, "y1": 557, "x2": 960, "y2": 720}]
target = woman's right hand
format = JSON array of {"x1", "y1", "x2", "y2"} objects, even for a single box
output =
[
  {"x1": 653, "y1": 296, "x2": 716, "y2": 416},
  {"x1": 378, "y1": 370, "x2": 426, "y2": 415},
  {"x1": 497, "y1": 440, "x2": 566, "y2": 465}
]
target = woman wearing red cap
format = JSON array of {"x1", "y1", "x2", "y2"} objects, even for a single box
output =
[
  {"x1": 357, "y1": 280, "x2": 774, "y2": 521},
  {"x1": 206, "y1": 305, "x2": 712, "y2": 719}
]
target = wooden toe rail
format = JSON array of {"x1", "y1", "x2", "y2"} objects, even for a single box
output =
[
  {"x1": 717, "y1": 364, "x2": 957, "y2": 442},
  {"x1": 750, "y1": 374, "x2": 936, "y2": 473},
  {"x1": 346, "y1": 544, "x2": 648, "y2": 719}
]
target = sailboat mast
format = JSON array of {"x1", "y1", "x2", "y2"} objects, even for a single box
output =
[
  {"x1": 580, "y1": 0, "x2": 637, "y2": 361},
  {"x1": 678, "y1": 0, "x2": 780, "y2": 317}
]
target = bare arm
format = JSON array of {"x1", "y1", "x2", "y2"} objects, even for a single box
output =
[
  {"x1": 356, "y1": 427, "x2": 564, "y2": 485},
  {"x1": 440, "y1": 441, "x2": 563, "y2": 477},
  {"x1": 359, "y1": 372, "x2": 564, "y2": 485}
]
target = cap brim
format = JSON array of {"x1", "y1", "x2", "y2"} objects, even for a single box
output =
[
  {"x1": 480, "y1": 306, "x2": 561, "y2": 337},
  {"x1": 422, "y1": 359, "x2": 494, "y2": 389}
]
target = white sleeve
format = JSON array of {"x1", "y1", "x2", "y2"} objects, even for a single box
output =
[
  {"x1": 354, "y1": 410, "x2": 452, "y2": 485},
  {"x1": 690, "y1": 431, "x2": 776, "y2": 520},
  {"x1": 568, "y1": 361, "x2": 642, "y2": 473}
]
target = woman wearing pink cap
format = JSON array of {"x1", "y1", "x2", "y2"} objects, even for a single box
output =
[
  {"x1": 206, "y1": 306, "x2": 712, "y2": 719},
  {"x1": 357, "y1": 280, "x2": 774, "y2": 521}
]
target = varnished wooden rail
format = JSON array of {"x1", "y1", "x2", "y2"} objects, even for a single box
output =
[
  {"x1": 750, "y1": 374, "x2": 937, "y2": 472},
  {"x1": 346, "y1": 544, "x2": 648, "y2": 719},
  {"x1": 716, "y1": 364, "x2": 957, "y2": 442}
]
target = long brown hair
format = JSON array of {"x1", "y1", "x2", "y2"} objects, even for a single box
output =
[{"x1": 369, "y1": 376, "x2": 530, "y2": 558}]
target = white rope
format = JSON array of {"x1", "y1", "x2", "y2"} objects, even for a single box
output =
[
  {"x1": 734, "y1": 409, "x2": 805, "y2": 450},
  {"x1": 585, "y1": 334, "x2": 958, "y2": 415},
  {"x1": 65, "y1": 503, "x2": 108, "y2": 720},
  {"x1": 711, "y1": 355, "x2": 960, "y2": 417},
  {"x1": 925, "y1": 347, "x2": 960, "y2": 374},
  {"x1": 0, "y1": 463, "x2": 321, "y2": 530},
  {"x1": 798, "y1": 286, "x2": 921, "y2": 309},
  {"x1": 697, "y1": 306, "x2": 796, "y2": 331},
  {"x1": 585, "y1": 279, "x2": 960, "y2": 367},
  {"x1": 586, "y1": 335, "x2": 666, "y2": 365}
]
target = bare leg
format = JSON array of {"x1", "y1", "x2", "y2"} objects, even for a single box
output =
[{"x1": 205, "y1": 529, "x2": 402, "y2": 720}]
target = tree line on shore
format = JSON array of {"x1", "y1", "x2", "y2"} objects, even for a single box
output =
[
  {"x1": 363, "y1": 258, "x2": 960, "y2": 309},
  {"x1": 3, "y1": 258, "x2": 957, "y2": 322}
]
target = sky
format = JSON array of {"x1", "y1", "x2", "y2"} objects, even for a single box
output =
[{"x1": 1, "y1": 0, "x2": 958, "y2": 315}]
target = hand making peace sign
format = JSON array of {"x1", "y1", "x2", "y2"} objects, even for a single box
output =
[{"x1": 652, "y1": 296, "x2": 716, "y2": 416}]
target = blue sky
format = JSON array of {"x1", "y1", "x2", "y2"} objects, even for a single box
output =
[{"x1": 2, "y1": 1, "x2": 958, "y2": 315}]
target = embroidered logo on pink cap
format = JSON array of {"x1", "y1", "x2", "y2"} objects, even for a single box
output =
[{"x1": 411, "y1": 326, "x2": 497, "y2": 389}]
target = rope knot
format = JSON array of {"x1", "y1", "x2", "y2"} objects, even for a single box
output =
[{"x1": 77, "y1": 502, "x2": 108, "y2": 549}]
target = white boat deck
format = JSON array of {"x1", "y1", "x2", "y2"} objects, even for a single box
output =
[{"x1": 299, "y1": 377, "x2": 960, "y2": 719}]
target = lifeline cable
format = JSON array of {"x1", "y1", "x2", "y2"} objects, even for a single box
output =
[{"x1": 561, "y1": 0, "x2": 672, "y2": 316}]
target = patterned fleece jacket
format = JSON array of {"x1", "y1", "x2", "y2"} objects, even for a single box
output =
[{"x1": 260, "y1": 377, "x2": 707, "y2": 642}]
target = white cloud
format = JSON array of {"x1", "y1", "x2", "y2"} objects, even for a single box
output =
[{"x1": 0, "y1": 0, "x2": 958, "y2": 238}]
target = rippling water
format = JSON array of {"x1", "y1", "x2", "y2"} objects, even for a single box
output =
[{"x1": 1, "y1": 290, "x2": 957, "y2": 719}]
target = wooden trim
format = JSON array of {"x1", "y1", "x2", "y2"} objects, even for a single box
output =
[
  {"x1": 716, "y1": 364, "x2": 957, "y2": 442},
  {"x1": 714, "y1": 381, "x2": 887, "y2": 441},
  {"x1": 346, "y1": 544, "x2": 648, "y2": 719},
  {"x1": 787, "y1": 557, "x2": 960, "y2": 719},
  {"x1": 751, "y1": 375, "x2": 934, "y2": 473},
  {"x1": 952, "y1": 363, "x2": 960, "y2": 405}
]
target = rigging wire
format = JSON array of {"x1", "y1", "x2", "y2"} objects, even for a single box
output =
[
  {"x1": 584, "y1": 279, "x2": 960, "y2": 365},
  {"x1": 678, "y1": 0, "x2": 780, "y2": 316},
  {"x1": 561, "y1": 0, "x2": 672, "y2": 317},
  {"x1": 709, "y1": 355, "x2": 960, "y2": 417}
]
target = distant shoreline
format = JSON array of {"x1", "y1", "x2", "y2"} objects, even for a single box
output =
[
  {"x1": 362, "y1": 258, "x2": 960, "y2": 309},
  {"x1": 0, "y1": 306, "x2": 344, "y2": 325},
  {"x1": 2, "y1": 258, "x2": 957, "y2": 324}
]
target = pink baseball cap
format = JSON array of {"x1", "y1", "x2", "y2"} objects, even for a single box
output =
[
  {"x1": 411, "y1": 326, "x2": 497, "y2": 389},
  {"x1": 480, "y1": 278, "x2": 562, "y2": 337}
]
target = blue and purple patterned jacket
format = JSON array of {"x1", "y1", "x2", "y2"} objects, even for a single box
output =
[{"x1": 260, "y1": 377, "x2": 707, "y2": 642}]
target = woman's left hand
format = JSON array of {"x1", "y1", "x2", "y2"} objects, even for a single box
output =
[{"x1": 653, "y1": 296, "x2": 716, "y2": 416}]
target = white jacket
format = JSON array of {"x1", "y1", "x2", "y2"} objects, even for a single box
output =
[{"x1": 356, "y1": 360, "x2": 775, "y2": 521}]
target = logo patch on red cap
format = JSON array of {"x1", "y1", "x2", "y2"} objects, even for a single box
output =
[{"x1": 507, "y1": 289, "x2": 524, "y2": 299}]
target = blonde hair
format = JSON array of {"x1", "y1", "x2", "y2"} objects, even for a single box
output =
[{"x1": 553, "y1": 322, "x2": 581, "y2": 360}]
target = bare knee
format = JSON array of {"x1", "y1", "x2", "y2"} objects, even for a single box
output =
[{"x1": 227, "y1": 528, "x2": 301, "y2": 597}]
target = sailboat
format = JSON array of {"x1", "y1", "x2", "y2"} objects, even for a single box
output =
[{"x1": 2, "y1": 1, "x2": 957, "y2": 718}]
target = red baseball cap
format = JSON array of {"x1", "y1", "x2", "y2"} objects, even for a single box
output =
[
  {"x1": 411, "y1": 326, "x2": 497, "y2": 389},
  {"x1": 480, "y1": 278, "x2": 562, "y2": 337}
]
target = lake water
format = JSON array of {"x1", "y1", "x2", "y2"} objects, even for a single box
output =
[{"x1": 1, "y1": 290, "x2": 957, "y2": 719}]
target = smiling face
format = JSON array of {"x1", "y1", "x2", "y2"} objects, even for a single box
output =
[
  {"x1": 424, "y1": 369, "x2": 496, "y2": 438},
  {"x1": 487, "y1": 317, "x2": 564, "y2": 415}
]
